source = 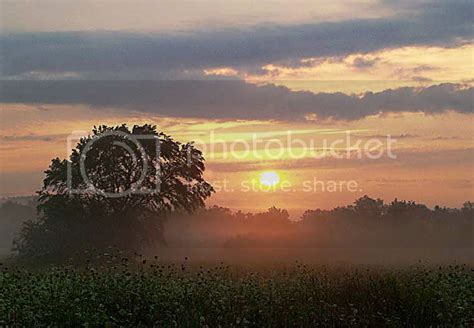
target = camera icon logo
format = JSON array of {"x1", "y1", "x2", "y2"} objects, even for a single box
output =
[{"x1": 67, "y1": 130, "x2": 161, "y2": 197}]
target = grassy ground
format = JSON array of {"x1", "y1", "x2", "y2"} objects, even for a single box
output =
[{"x1": 1, "y1": 257, "x2": 473, "y2": 327}]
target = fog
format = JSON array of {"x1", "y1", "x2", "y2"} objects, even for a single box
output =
[
  {"x1": 1, "y1": 196, "x2": 472, "y2": 264},
  {"x1": 161, "y1": 202, "x2": 473, "y2": 265}
]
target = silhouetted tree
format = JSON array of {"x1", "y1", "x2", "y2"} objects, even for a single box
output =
[
  {"x1": 14, "y1": 124, "x2": 213, "y2": 260},
  {"x1": 352, "y1": 195, "x2": 385, "y2": 219},
  {"x1": 462, "y1": 201, "x2": 473, "y2": 213}
]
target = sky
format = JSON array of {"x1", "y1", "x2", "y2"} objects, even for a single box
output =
[{"x1": 0, "y1": 0, "x2": 473, "y2": 216}]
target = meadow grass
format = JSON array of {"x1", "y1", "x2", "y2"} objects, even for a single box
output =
[{"x1": 1, "y1": 254, "x2": 473, "y2": 327}]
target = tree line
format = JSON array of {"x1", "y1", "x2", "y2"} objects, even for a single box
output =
[{"x1": 164, "y1": 197, "x2": 473, "y2": 249}]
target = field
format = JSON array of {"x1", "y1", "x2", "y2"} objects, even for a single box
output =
[{"x1": 1, "y1": 254, "x2": 473, "y2": 327}]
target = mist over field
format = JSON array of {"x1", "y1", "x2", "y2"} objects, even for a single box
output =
[{"x1": 1, "y1": 196, "x2": 471, "y2": 264}]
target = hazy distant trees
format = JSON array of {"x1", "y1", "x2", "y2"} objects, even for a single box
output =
[
  {"x1": 300, "y1": 196, "x2": 473, "y2": 247},
  {"x1": 165, "y1": 196, "x2": 472, "y2": 248},
  {"x1": 163, "y1": 196, "x2": 473, "y2": 248},
  {"x1": 4, "y1": 191, "x2": 473, "y2": 259},
  {"x1": 14, "y1": 124, "x2": 213, "y2": 261},
  {"x1": 0, "y1": 201, "x2": 35, "y2": 253}
]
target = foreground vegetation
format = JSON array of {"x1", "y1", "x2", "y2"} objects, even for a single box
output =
[{"x1": 1, "y1": 255, "x2": 473, "y2": 327}]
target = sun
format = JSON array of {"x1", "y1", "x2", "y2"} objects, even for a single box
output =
[{"x1": 259, "y1": 171, "x2": 280, "y2": 187}]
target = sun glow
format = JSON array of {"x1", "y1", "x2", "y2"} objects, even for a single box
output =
[{"x1": 259, "y1": 171, "x2": 281, "y2": 187}]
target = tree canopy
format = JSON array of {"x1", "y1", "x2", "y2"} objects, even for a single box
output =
[{"x1": 15, "y1": 124, "x2": 214, "y2": 260}]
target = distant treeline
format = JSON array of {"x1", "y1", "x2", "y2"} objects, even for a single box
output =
[
  {"x1": 0, "y1": 196, "x2": 472, "y2": 254},
  {"x1": 0, "y1": 199, "x2": 36, "y2": 253},
  {"x1": 165, "y1": 196, "x2": 473, "y2": 248}
]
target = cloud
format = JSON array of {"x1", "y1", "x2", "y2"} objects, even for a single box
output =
[
  {"x1": 351, "y1": 57, "x2": 380, "y2": 70},
  {"x1": 411, "y1": 76, "x2": 433, "y2": 82},
  {"x1": 428, "y1": 136, "x2": 461, "y2": 140},
  {"x1": 0, "y1": 1, "x2": 472, "y2": 78},
  {"x1": 0, "y1": 80, "x2": 472, "y2": 121},
  {"x1": 0, "y1": 133, "x2": 67, "y2": 142},
  {"x1": 206, "y1": 147, "x2": 474, "y2": 172},
  {"x1": 412, "y1": 65, "x2": 439, "y2": 74},
  {"x1": 366, "y1": 177, "x2": 474, "y2": 190},
  {"x1": 357, "y1": 133, "x2": 420, "y2": 139}
]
